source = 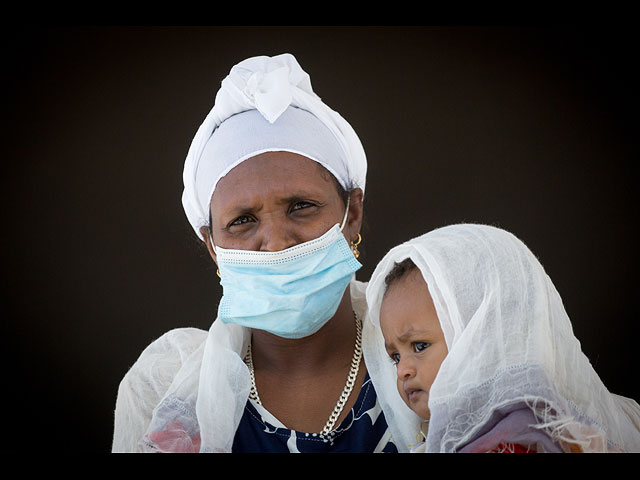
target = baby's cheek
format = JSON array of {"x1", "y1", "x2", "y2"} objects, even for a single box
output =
[{"x1": 396, "y1": 379, "x2": 408, "y2": 403}]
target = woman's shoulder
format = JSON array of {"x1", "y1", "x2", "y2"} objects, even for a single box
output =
[
  {"x1": 116, "y1": 327, "x2": 209, "y2": 406},
  {"x1": 112, "y1": 327, "x2": 209, "y2": 452},
  {"x1": 141, "y1": 327, "x2": 209, "y2": 355},
  {"x1": 124, "y1": 327, "x2": 208, "y2": 379},
  {"x1": 350, "y1": 278, "x2": 368, "y2": 314}
]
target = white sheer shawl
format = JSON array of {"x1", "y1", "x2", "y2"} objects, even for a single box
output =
[
  {"x1": 112, "y1": 280, "x2": 421, "y2": 452},
  {"x1": 366, "y1": 223, "x2": 640, "y2": 452}
]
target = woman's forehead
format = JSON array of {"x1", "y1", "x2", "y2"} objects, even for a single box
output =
[{"x1": 211, "y1": 152, "x2": 337, "y2": 210}]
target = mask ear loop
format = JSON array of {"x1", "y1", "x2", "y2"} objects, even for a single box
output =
[
  {"x1": 208, "y1": 230, "x2": 220, "y2": 278},
  {"x1": 340, "y1": 196, "x2": 361, "y2": 259},
  {"x1": 210, "y1": 232, "x2": 217, "y2": 255},
  {"x1": 339, "y1": 196, "x2": 350, "y2": 232}
]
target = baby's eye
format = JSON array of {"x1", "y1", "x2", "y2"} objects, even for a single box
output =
[
  {"x1": 413, "y1": 342, "x2": 431, "y2": 353},
  {"x1": 388, "y1": 352, "x2": 400, "y2": 366}
]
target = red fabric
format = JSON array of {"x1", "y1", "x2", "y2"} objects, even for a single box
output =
[{"x1": 488, "y1": 442, "x2": 535, "y2": 453}]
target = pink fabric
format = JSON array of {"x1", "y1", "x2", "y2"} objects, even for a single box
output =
[
  {"x1": 146, "y1": 421, "x2": 201, "y2": 453},
  {"x1": 457, "y1": 404, "x2": 562, "y2": 453}
]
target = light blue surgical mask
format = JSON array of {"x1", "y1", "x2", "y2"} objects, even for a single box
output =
[{"x1": 212, "y1": 202, "x2": 361, "y2": 339}]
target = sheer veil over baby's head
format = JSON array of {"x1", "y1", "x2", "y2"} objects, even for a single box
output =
[{"x1": 366, "y1": 224, "x2": 640, "y2": 453}]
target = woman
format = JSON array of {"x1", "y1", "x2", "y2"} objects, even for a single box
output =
[
  {"x1": 366, "y1": 224, "x2": 640, "y2": 452},
  {"x1": 112, "y1": 54, "x2": 420, "y2": 452}
]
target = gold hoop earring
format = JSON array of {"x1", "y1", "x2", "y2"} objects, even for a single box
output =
[
  {"x1": 216, "y1": 269, "x2": 221, "y2": 279},
  {"x1": 351, "y1": 233, "x2": 362, "y2": 259}
]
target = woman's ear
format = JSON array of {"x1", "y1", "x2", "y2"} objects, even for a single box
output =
[{"x1": 200, "y1": 226, "x2": 218, "y2": 265}]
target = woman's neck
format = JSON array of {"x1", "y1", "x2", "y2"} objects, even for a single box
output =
[{"x1": 249, "y1": 290, "x2": 358, "y2": 376}]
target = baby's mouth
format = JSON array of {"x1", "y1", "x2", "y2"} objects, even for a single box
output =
[{"x1": 405, "y1": 387, "x2": 424, "y2": 402}]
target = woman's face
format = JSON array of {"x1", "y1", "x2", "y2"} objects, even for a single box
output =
[{"x1": 202, "y1": 151, "x2": 363, "y2": 259}]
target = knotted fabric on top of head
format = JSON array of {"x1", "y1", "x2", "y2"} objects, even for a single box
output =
[{"x1": 181, "y1": 53, "x2": 368, "y2": 240}]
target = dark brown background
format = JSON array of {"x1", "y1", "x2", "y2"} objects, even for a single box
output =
[{"x1": 3, "y1": 26, "x2": 638, "y2": 452}]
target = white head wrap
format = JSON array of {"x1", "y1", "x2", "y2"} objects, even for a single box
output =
[
  {"x1": 366, "y1": 224, "x2": 640, "y2": 452},
  {"x1": 181, "y1": 53, "x2": 367, "y2": 240}
]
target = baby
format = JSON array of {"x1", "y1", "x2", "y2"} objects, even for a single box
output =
[
  {"x1": 366, "y1": 224, "x2": 640, "y2": 453},
  {"x1": 379, "y1": 257, "x2": 446, "y2": 424},
  {"x1": 378, "y1": 257, "x2": 447, "y2": 452}
]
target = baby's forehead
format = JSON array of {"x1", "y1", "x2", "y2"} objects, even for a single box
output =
[
  {"x1": 383, "y1": 266, "x2": 427, "y2": 297},
  {"x1": 379, "y1": 266, "x2": 440, "y2": 328}
]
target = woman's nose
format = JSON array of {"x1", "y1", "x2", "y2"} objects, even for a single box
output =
[{"x1": 258, "y1": 218, "x2": 298, "y2": 252}]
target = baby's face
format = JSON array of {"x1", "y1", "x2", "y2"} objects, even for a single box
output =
[{"x1": 380, "y1": 269, "x2": 448, "y2": 420}]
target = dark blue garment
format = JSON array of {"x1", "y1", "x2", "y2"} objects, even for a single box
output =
[{"x1": 232, "y1": 373, "x2": 398, "y2": 453}]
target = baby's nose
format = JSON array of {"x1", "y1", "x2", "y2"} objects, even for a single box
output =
[{"x1": 396, "y1": 357, "x2": 416, "y2": 380}]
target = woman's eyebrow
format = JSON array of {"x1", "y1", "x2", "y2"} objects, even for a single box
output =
[
  {"x1": 219, "y1": 203, "x2": 261, "y2": 218},
  {"x1": 232, "y1": 204, "x2": 261, "y2": 214},
  {"x1": 279, "y1": 194, "x2": 315, "y2": 205},
  {"x1": 279, "y1": 187, "x2": 326, "y2": 201},
  {"x1": 224, "y1": 196, "x2": 309, "y2": 215}
]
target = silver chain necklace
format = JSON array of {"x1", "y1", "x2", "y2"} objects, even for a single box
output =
[{"x1": 244, "y1": 311, "x2": 363, "y2": 435}]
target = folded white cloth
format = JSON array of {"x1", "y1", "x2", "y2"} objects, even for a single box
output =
[{"x1": 181, "y1": 53, "x2": 368, "y2": 240}]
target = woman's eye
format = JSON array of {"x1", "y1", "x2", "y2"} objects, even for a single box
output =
[
  {"x1": 229, "y1": 215, "x2": 252, "y2": 227},
  {"x1": 291, "y1": 201, "x2": 315, "y2": 212},
  {"x1": 414, "y1": 342, "x2": 431, "y2": 353}
]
